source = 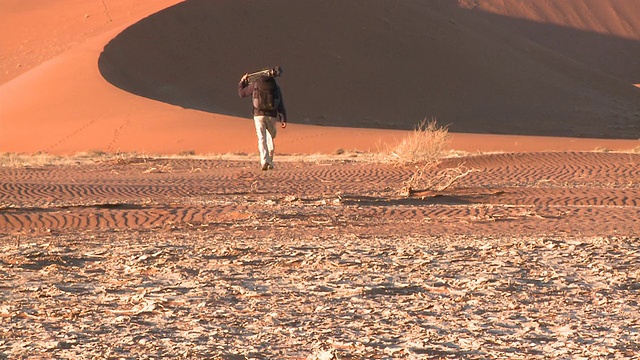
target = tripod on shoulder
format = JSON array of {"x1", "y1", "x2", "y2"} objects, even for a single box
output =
[{"x1": 243, "y1": 66, "x2": 282, "y2": 82}]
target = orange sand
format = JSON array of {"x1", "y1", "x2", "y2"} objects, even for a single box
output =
[{"x1": 1, "y1": 0, "x2": 638, "y2": 155}]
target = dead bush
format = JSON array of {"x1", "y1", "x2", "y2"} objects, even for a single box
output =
[
  {"x1": 384, "y1": 118, "x2": 478, "y2": 196},
  {"x1": 401, "y1": 162, "x2": 479, "y2": 197}
]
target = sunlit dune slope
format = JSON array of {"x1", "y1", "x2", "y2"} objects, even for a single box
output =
[
  {"x1": 472, "y1": 0, "x2": 640, "y2": 84},
  {"x1": 0, "y1": 0, "x2": 183, "y2": 85}
]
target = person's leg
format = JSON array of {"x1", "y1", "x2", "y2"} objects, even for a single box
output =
[
  {"x1": 265, "y1": 116, "x2": 278, "y2": 168},
  {"x1": 254, "y1": 116, "x2": 269, "y2": 169}
]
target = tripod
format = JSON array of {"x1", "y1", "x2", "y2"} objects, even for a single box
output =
[{"x1": 244, "y1": 66, "x2": 282, "y2": 82}]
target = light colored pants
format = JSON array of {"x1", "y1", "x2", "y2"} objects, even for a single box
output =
[{"x1": 254, "y1": 115, "x2": 277, "y2": 166}]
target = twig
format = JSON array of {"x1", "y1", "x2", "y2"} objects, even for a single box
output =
[{"x1": 101, "y1": 0, "x2": 113, "y2": 22}]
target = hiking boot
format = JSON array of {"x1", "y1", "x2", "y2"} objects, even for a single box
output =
[
  {"x1": 261, "y1": 164, "x2": 269, "y2": 171},
  {"x1": 267, "y1": 163, "x2": 274, "y2": 170}
]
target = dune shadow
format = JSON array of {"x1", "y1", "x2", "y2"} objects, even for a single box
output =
[{"x1": 98, "y1": 0, "x2": 640, "y2": 139}]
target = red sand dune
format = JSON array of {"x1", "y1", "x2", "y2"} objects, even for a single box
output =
[{"x1": 1, "y1": 0, "x2": 639, "y2": 155}]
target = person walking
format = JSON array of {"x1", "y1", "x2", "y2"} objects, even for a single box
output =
[{"x1": 238, "y1": 68, "x2": 287, "y2": 170}]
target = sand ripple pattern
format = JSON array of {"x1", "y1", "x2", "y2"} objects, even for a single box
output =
[
  {"x1": 451, "y1": 152, "x2": 640, "y2": 187},
  {"x1": 1, "y1": 152, "x2": 638, "y2": 235}
]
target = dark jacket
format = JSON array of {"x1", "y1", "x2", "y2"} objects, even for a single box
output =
[{"x1": 238, "y1": 76, "x2": 287, "y2": 122}]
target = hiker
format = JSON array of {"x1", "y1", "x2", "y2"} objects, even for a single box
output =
[{"x1": 238, "y1": 69, "x2": 287, "y2": 170}]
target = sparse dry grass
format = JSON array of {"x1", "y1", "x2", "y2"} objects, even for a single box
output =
[
  {"x1": 0, "y1": 152, "x2": 71, "y2": 167},
  {"x1": 0, "y1": 151, "x2": 149, "y2": 167},
  {"x1": 385, "y1": 118, "x2": 451, "y2": 166},
  {"x1": 0, "y1": 151, "x2": 368, "y2": 168},
  {"x1": 593, "y1": 146, "x2": 611, "y2": 153},
  {"x1": 3, "y1": 129, "x2": 636, "y2": 171}
]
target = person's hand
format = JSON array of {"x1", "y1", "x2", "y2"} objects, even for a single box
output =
[{"x1": 278, "y1": 113, "x2": 287, "y2": 128}]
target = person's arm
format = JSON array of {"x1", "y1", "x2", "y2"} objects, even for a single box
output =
[
  {"x1": 237, "y1": 74, "x2": 254, "y2": 98},
  {"x1": 277, "y1": 86, "x2": 287, "y2": 128}
]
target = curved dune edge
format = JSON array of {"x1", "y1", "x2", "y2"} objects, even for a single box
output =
[{"x1": 1, "y1": 0, "x2": 639, "y2": 156}]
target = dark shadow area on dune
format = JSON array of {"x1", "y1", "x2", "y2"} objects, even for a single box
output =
[{"x1": 98, "y1": 0, "x2": 640, "y2": 139}]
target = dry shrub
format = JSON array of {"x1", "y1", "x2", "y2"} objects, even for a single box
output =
[
  {"x1": 401, "y1": 162, "x2": 479, "y2": 197},
  {"x1": 178, "y1": 150, "x2": 196, "y2": 156},
  {"x1": 113, "y1": 151, "x2": 149, "y2": 165},
  {"x1": 384, "y1": 118, "x2": 479, "y2": 196},
  {"x1": 387, "y1": 118, "x2": 451, "y2": 166}
]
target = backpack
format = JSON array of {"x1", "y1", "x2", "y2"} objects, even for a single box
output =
[{"x1": 252, "y1": 77, "x2": 280, "y2": 112}]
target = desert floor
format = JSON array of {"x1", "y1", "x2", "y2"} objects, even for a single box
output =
[
  {"x1": 2, "y1": 0, "x2": 640, "y2": 358},
  {"x1": 1, "y1": 151, "x2": 639, "y2": 359}
]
